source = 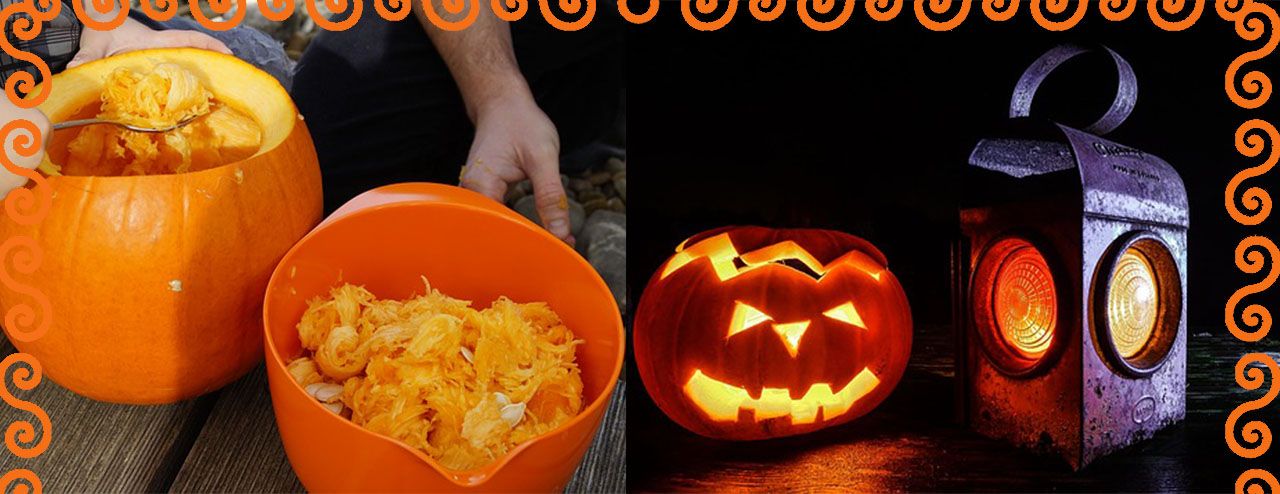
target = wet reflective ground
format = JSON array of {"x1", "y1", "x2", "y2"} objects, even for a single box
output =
[{"x1": 628, "y1": 326, "x2": 1278, "y2": 492}]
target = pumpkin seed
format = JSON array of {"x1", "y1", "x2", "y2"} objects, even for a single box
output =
[
  {"x1": 322, "y1": 402, "x2": 343, "y2": 414},
  {"x1": 460, "y1": 346, "x2": 474, "y2": 364},
  {"x1": 500, "y1": 402, "x2": 526, "y2": 427},
  {"x1": 305, "y1": 382, "x2": 343, "y2": 403}
]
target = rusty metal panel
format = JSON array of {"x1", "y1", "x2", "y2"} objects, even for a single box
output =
[
  {"x1": 1079, "y1": 219, "x2": 1187, "y2": 466},
  {"x1": 960, "y1": 199, "x2": 1085, "y2": 468},
  {"x1": 1061, "y1": 125, "x2": 1189, "y2": 228},
  {"x1": 968, "y1": 138, "x2": 1075, "y2": 178}
]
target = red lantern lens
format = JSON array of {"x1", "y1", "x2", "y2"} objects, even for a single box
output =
[
  {"x1": 972, "y1": 236, "x2": 1062, "y2": 375},
  {"x1": 992, "y1": 245, "x2": 1057, "y2": 359}
]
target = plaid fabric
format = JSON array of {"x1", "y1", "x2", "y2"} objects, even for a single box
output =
[{"x1": 0, "y1": 0, "x2": 80, "y2": 90}]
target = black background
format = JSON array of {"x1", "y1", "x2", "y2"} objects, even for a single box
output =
[
  {"x1": 629, "y1": 10, "x2": 1274, "y2": 330},
  {"x1": 626, "y1": 3, "x2": 1277, "y2": 491}
]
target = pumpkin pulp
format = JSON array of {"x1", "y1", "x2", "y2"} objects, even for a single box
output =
[
  {"x1": 45, "y1": 63, "x2": 263, "y2": 177},
  {"x1": 6, "y1": 48, "x2": 324, "y2": 404}
]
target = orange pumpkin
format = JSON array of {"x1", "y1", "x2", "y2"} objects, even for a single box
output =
[
  {"x1": 634, "y1": 226, "x2": 912, "y2": 440},
  {"x1": 0, "y1": 49, "x2": 322, "y2": 403}
]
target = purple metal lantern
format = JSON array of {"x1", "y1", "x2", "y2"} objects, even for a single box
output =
[{"x1": 954, "y1": 44, "x2": 1188, "y2": 469}]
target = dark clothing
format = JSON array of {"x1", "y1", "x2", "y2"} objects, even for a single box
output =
[
  {"x1": 130, "y1": 13, "x2": 296, "y2": 88},
  {"x1": 290, "y1": 5, "x2": 624, "y2": 209},
  {"x1": 1, "y1": 5, "x2": 290, "y2": 92},
  {"x1": 1, "y1": 0, "x2": 80, "y2": 87}
]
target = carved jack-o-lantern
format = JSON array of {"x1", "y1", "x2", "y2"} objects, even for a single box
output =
[{"x1": 634, "y1": 226, "x2": 912, "y2": 440}]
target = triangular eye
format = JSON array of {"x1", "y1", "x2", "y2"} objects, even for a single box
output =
[
  {"x1": 728, "y1": 301, "x2": 772, "y2": 338},
  {"x1": 823, "y1": 301, "x2": 867, "y2": 330}
]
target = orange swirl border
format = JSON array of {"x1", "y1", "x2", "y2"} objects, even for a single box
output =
[
  {"x1": 2, "y1": 0, "x2": 55, "y2": 490},
  {"x1": 1219, "y1": 1, "x2": 1280, "y2": 493},
  {"x1": 0, "y1": 0, "x2": 1266, "y2": 491}
]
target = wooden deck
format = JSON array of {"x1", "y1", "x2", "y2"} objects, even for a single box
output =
[
  {"x1": 629, "y1": 325, "x2": 1279, "y2": 492},
  {"x1": 0, "y1": 339, "x2": 625, "y2": 493}
]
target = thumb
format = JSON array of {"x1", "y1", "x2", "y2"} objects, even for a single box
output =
[
  {"x1": 526, "y1": 146, "x2": 573, "y2": 244},
  {"x1": 66, "y1": 45, "x2": 105, "y2": 68},
  {"x1": 156, "y1": 30, "x2": 232, "y2": 55}
]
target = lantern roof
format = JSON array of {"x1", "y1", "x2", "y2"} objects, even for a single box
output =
[{"x1": 967, "y1": 124, "x2": 1189, "y2": 229}]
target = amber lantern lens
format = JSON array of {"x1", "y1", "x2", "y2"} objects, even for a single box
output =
[
  {"x1": 1107, "y1": 248, "x2": 1159, "y2": 359},
  {"x1": 992, "y1": 246, "x2": 1057, "y2": 359}
]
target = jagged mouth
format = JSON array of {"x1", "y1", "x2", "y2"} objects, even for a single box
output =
[{"x1": 682, "y1": 367, "x2": 880, "y2": 425}]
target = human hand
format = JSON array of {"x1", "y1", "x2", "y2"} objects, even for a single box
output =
[
  {"x1": 459, "y1": 93, "x2": 574, "y2": 244},
  {"x1": 0, "y1": 101, "x2": 50, "y2": 197},
  {"x1": 68, "y1": 17, "x2": 230, "y2": 69}
]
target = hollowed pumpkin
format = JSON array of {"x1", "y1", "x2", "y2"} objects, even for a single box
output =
[
  {"x1": 0, "y1": 48, "x2": 322, "y2": 403},
  {"x1": 634, "y1": 226, "x2": 912, "y2": 440}
]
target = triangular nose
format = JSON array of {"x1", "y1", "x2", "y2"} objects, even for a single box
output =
[{"x1": 772, "y1": 320, "x2": 811, "y2": 358}]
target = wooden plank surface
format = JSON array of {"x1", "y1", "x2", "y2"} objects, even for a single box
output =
[
  {"x1": 0, "y1": 334, "x2": 625, "y2": 493},
  {"x1": 167, "y1": 365, "x2": 302, "y2": 493},
  {"x1": 170, "y1": 364, "x2": 627, "y2": 493},
  {"x1": 0, "y1": 339, "x2": 217, "y2": 493},
  {"x1": 629, "y1": 325, "x2": 1279, "y2": 492},
  {"x1": 565, "y1": 380, "x2": 627, "y2": 493}
]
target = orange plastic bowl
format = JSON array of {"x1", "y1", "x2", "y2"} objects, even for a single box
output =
[{"x1": 263, "y1": 183, "x2": 625, "y2": 491}]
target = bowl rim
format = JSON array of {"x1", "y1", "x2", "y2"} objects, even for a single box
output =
[{"x1": 262, "y1": 187, "x2": 625, "y2": 487}]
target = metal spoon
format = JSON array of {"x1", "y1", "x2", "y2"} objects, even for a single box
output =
[{"x1": 52, "y1": 113, "x2": 202, "y2": 133}]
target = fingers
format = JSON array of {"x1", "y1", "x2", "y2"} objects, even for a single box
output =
[
  {"x1": 161, "y1": 30, "x2": 234, "y2": 55},
  {"x1": 153, "y1": 30, "x2": 233, "y2": 55},
  {"x1": 70, "y1": 29, "x2": 232, "y2": 69},
  {"x1": 459, "y1": 158, "x2": 509, "y2": 203},
  {"x1": 525, "y1": 141, "x2": 573, "y2": 244}
]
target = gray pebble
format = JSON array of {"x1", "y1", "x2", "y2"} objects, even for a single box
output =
[
  {"x1": 604, "y1": 157, "x2": 626, "y2": 173},
  {"x1": 568, "y1": 178, "x2": 594, "y2": 194},
  {"x1": 579, "y1": 211, "x2": 627, "y2": 314},
  {"x1": 578, "y1": 189, "x2": 607, "y2": 204},
  {"x1": 513, "y1": 195, "x2": 585, "y2": 237},
  {"x1": 587, "y1": 171, "x2": 612, "y2": 186},
  {"x1": 504, "y1": 186, "x2": 527, "y2": 206},
  {"x1": 583, "y1": 198, "x2": 609, "y2": 216},
  {"x1": 612, "y1": 172, "x2": 626, "y2": 202}
]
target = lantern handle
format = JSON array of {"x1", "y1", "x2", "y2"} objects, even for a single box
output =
[{"x1": 1009, "y1": 44, "x2": 1137, "y2": 136}]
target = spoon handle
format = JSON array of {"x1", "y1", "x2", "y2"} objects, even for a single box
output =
[{"x1": 51, "y1": 118, "x2": 105, "y2": 131}]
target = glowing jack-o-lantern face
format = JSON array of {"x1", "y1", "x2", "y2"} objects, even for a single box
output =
[{"x1": 634, "y1": 226, "x2": 913, "y2": 440}]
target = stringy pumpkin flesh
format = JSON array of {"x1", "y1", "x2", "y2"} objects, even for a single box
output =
[
  {"x1": 290, "y1": 279, "x2": 585, "y2": 471},
  {"x1": 55, "y1": 63, "x2": 262, "y2": 176}
]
